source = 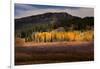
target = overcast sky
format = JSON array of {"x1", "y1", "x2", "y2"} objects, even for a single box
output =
[{"x1": 15, "y1": 3, "x2": 94, "y2": 19}]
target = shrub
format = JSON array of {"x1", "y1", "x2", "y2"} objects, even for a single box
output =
[{"x1": 31, "y1": 31, "x2": 94, "y2": 42}]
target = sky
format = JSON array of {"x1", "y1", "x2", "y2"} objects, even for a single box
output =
[{"x1": 15, "y1": 3, "x2": 94, "y2": 19}]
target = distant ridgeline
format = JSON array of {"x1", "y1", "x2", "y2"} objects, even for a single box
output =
[{"x1": 15, "y1": 12, "x2": 94, "y2": 42}]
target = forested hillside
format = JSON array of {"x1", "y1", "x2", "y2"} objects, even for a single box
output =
[{"x1": 15, "y1": 12, "x2": 94, "y2": 42}]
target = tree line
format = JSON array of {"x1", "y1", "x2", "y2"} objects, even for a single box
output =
[{"x1": 15, "y1": 16, "x2": 94, "y2": 42}]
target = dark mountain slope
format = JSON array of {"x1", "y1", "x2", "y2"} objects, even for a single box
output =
[
  {"x1": 15, "y1": 12, "x2": 94, "y2": 33},
  {"x1": 15, "y1": 12, "x2": 76, "y2": 29}
]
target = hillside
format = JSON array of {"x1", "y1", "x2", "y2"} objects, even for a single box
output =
[{"x1": 15, "y1": 12, "x2": 94, "y2": 39}]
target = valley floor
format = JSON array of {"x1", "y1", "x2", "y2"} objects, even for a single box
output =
[{"x1": 15, "y1": 41, "x2": 94, "y2": 65}]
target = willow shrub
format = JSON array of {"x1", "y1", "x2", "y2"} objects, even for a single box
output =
[{"x1": 31, "y1": 31, "x2": 94, "y2": 42}]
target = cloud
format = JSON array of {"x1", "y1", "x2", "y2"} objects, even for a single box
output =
[{"x1": 15, "y1": 3, "x2": 94, "y2": 18}]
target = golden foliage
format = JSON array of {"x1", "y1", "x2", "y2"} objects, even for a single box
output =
[{"x1": 32, "y1": 31, "x2": 94, "y2": 42}]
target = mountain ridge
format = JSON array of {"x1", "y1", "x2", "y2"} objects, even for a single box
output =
[{"x1": 15, "y1": 12, "x2": 94, "y2": 33}]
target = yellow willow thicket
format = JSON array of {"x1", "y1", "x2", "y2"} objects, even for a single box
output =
[
  {"x1": 32, "y1": 31, "x2": 94, "y2": 42},
  {"x1": 81, "y1": 31, "x2": 94, "y2": 41}
]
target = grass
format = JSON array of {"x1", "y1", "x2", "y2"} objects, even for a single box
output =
[{"x1": 15, "y1": 41, "x2": 94, "y2": 65}]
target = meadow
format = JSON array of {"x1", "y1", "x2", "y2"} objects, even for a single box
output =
[
  {"x1": 15, "y1": 30, "x2": 94, "y2": 65},
  {"x1": 15, "y1": 41, "x2": 94, "y2": 65}
]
